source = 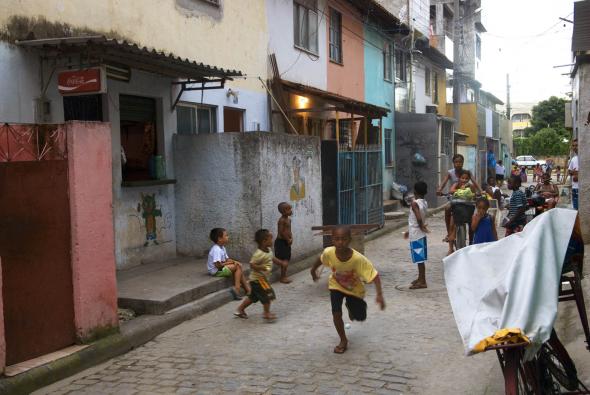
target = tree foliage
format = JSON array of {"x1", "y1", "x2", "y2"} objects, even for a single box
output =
[
  {"x1": 513, "y1": 128, "x2": 569, "y2": 157},
  {"x1": 530, "y1": 96, "x2": 567, "y2": 132},
  {"x1": 515, "y1": 96, "x2": 571, "y2": 156}
]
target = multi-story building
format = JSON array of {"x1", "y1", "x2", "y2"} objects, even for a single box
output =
[
  {"x1": 267, "y1": 0, "x2": 409, "y2": 223},
  {"x1": 511, "y1": 112, "x2": 532, "y2": 137},
  {"x1": 367, "y1": 0, "x2": 455, "y2": 208}
]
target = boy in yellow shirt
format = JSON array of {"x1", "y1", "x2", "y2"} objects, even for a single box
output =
[
  {"x1": 310, "y1": 226, "x2": 385, "y2": 354},
  {"x1": 234, "y1": 229, "x2": 287, "y2": 321}
]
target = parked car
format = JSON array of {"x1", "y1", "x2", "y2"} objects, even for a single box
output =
[{"x1": 515, "y1": 155, "x2": 546, "y2": 169}]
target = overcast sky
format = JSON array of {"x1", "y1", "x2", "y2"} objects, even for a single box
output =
[{"x1": 479, "y1": 0, "x2": 574, "y2": 110}]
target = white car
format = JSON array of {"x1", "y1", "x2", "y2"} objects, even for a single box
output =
[{"x1": 515, "y1": 155, "x2": 546, "y2": 169}]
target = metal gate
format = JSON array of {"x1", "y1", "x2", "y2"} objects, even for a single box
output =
[
  {"x1": 0, "y1": 124, "x2": 75, "y2": 365},
  {"x1": 338, "y1": 147, "x2": 383, "y2": 225}
]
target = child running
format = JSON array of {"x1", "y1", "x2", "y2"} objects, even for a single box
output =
[
  {"x1": 234, "y1": 229, "x2": 286, "y2": 320},
  {"x1": 471, "y1": 197, "x2": 498, "y2": 244},
  {"x1": 310, "y1": 226, "x2": 385, "y2": 354},
  {"x1": 403, "y1": 181, "x2": 429, "y2": 289},
  {"x1": 207, "y1": 228, "x2": 251, "y2": 300},
  {"x1": 275, "y1": 202, "x2": 293, "y2": 284}
]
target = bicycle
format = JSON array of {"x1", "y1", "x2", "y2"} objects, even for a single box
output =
[
  {"x1": 488, "y1": 329, "x2": 588, "y2": 394},
  {"x1": 443, "y1": 194, "x2": 476, "y2": 250},
  {"x1": 487, "y1": 218, "x2": 589, "y2": 394}
]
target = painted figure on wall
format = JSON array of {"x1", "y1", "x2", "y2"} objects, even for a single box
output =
[
  {"x1": 138, "y1": 193, "x2": 162, "y2": 246},
  {"x1": 290, "y1": 156, "x2": 306, "y2": 201}
]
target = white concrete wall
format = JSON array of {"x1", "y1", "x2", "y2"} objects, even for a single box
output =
[
  {"x1": 573, "y1": 63, "x2": 590, "y2": 240},
  {"x1": 413, "y1": 61, "x2": 435, "y2": 114},
  {"x1": 0, "y1": 43, "x2": 41, "y2": 123},
  {"x1": 266, "y1": 0, "x2": 328, "y2": 89},
  {"x1": 174, "y1": 132, "x2": 323, "y2": 263},
  {"x1": 414, "y1": 63, "x2": 426, "y2": 114}
]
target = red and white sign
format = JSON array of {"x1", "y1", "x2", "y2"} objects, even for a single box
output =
[{"x1": 58, "y1": 68, "x2": 103, "y2": 95}]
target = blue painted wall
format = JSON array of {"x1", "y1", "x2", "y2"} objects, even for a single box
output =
[{"x1": 363, "y1": 26, "x2": 395, "y2": 199}]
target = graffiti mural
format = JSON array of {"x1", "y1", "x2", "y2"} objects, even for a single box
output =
[
  {"x1": 138, "y1": 193, "x2": 162, "y2": 246},
  {"x1": 290, "y1": 156, "x2": 306, "y2": 201}
]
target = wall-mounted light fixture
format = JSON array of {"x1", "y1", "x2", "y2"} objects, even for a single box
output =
[
  {"x1": 227, "y1": 88, "x2": 239, "y2": 104},
  {"x1": 296, "y1": 95, "x2": 309, "y2": 109}
]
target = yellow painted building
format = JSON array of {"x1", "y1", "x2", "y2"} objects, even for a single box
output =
[
  {"x1": 0, "y1": 0, "x2": 267, "y2": 93},
  {"x1": 435, "y1": 70, "x2": 449, "y2": 117},
  {"x1": 511, "y1": 112, "x2": 531, "y2": 132},
  {"x1": 446, "y1": 103, "x2": 478, "y2": 146}
]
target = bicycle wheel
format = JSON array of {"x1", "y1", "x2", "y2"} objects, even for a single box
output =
[
  {"x1": 540, "y1": 330, "x2": 578, "y2": 391},
  {"x1": 456, "y1": 224, "x2": 466, "y2": 250}
]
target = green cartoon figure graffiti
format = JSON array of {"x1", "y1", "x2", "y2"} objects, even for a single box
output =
[{"x1": 138, "y1": 193, "x2": 162, "y2": 246}]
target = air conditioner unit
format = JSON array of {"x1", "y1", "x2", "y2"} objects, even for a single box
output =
[{"x1": 426, "y1": 105, "x2": 438, "y2": 114}]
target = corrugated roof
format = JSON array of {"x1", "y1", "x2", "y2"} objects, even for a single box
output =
[
  {"x1": 16, "y1": 35, "x2": 242, "y2": 80},
  {"x1": 573, "y1": 0, "x2": 590, "y2": 52},
  {"x1": 280, "y1": 79, "x2": 390, "y2": 117}
]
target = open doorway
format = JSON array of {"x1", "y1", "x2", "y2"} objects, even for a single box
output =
[
  {"x1": 63, "y1": 94, "x2": 103, "y2": 121},
  {"x1": 223, "y1": 107, "x2": 244, "y2": 132},
  {"x1": 119, "y1": 95, "x2": 157, "y2": 181}
]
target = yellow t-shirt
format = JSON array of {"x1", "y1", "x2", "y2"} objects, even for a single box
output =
[
  {"x1": 320, "y1": 246, "x2": 378, "y2": 298},
  {"x1": 249, "y1": 248, "x2": 273, "y2": 282}
]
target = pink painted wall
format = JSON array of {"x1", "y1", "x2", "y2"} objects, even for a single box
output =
[
  {"x1": 66, "y1": 122, "x2": 118, "y2": 340},
  {"x1": 0, "y1": 258, "x2": 5, "y2": 373},
  {"x1": 327, "y1": 0, "x2": 365, "y2": 102}
]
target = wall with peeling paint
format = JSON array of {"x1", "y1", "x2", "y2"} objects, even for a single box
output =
[
  {"x1": 0, "y1": 0, "x2": 268, "y2": 93},
  {"x1": 174, "y1": 133, "x2": 323, "y2": 263}
]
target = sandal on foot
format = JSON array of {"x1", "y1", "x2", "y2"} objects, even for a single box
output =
[
  {"x1": 411, "y1": 279, "x2": 420, "y2": 285},
  {"x1": 233, "y1": 311, "x2": 248, "y2": 319},
  {"x1": 409, "y1": 283, "x2": 427, "y2": 289},
  {"x1": 279, "y1": 277, "x2": 292, "y2": 284},
  {"x1": 263, "y1": 314, "x2": 277, "y2": 321},
  {"x1": 333, "y1": 344, "x2": 348, "y2": 354}
]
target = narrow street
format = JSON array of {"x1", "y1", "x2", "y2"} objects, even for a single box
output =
[{"x1": 37, "y1": 214, "x2": 506, "y2": 395}]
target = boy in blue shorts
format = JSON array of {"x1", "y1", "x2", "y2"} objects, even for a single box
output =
[{"x1": 404, "y1": 182, "x2": 429, "y2": 289}]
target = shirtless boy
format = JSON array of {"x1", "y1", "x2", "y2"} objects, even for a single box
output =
[{"x1": 275, "y1": 202, "x2": 293, "y2": 284}]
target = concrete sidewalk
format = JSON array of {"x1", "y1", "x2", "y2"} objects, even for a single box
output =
[{"x1": 0, "y1": 213, "x2": 416, "y2": 395}]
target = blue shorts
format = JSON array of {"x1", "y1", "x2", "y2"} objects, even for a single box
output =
[{"x1": 410, "y1": 237, "x2": 428, "y2": 264}]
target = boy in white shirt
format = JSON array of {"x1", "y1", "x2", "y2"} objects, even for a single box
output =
[
  {"x1": 404, "y1": 182, "x2": 429, "y2": 289},
  {"x1": 207, "y1": 228, "x2": 250, "y2": 300}
]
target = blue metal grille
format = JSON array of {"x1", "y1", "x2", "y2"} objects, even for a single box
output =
[{"x1": 337, "y1": 147, "x2": 383, "y2": 225}]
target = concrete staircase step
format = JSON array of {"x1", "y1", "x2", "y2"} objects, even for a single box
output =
[
  {"x1": 117, "y1": 257, "x2": 233, "y2": 315},
  {"x1": 384, "y1": 199, "x2": 402, "y2": 212},
  {"x1": 384, "y1": 211, "x2": 406, "y2": 220},
  {"x1": 116, "y1": 251, "x2": 321, "y2": 316}
]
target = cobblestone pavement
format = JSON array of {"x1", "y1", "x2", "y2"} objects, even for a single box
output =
[{"x1": 38, "y1": 214, "x2": 504, "y2": 395}]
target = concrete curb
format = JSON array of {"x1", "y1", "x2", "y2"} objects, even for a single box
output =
[{"x1": 0, "y1": 207, "x2": 447, "y2": 394}]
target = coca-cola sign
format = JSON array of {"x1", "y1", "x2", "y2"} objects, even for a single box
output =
[{"x1": 58, "y1": 68, "x2": 102, "y2": 94}]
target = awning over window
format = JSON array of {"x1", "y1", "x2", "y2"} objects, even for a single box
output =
[
  {"x1": 280, "y1": 79, "x2": 389, "y2": 118},
  {"x1": 17, "y1": 35, "x2": 242, "y2": 81}
]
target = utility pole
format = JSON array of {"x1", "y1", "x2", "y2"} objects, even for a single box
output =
[
  {"x1": 452, "y1": 0, "x2": 461, "y2": 135},
  {"x1": 506, "y1": 73, "x2": 511, "y2": 119}
]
